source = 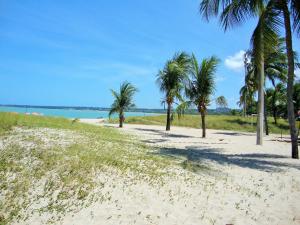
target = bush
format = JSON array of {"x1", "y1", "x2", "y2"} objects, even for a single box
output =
[{"x1": 0, "y1": 112, "x2": 18, "y2": 134}]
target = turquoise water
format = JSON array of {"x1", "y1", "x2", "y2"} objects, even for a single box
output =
[{"x1": 0, "y1": 106, "x2": 158, "y2": 119}]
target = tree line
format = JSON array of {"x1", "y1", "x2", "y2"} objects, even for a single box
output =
[{"x1": 109, "y1": 0, "x2": 300, "y2": 159}]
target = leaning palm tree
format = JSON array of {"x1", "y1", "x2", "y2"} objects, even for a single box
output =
[
  {"x1": 273, "y1": 0, "x2": 300, "y2": 159},
  {"x1": 199, "y1": 0, "x2": 299, "y2": 157},
  {"x1": 184, "y1": 55, "x2": 220, "y2": 138},
  {"x1": 109, "y1": 81, "x2": 138, "y2": 128},
  {"x1": 157, "y1": 52, "x2": 190, "y2": 131}
]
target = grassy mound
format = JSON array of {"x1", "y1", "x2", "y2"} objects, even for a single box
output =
[{"x1": 0, "y1": 112, "x2": 170, "y2": 224}]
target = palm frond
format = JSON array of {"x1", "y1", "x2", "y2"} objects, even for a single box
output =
[
  {"x1": 291, "y1": 0, "x2": 300, "y2": 36},
  {"x1": 156, "y1": 52, "x2": 191, "y2": 104},
  {"x1": 186, "y1": 55, "x2": 220, "y2": 112}
]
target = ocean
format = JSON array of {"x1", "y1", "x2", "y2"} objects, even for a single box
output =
[{"x1": 0, "y1": 106, "x2": 159, "y2": 119}]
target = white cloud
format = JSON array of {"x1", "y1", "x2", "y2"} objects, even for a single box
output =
[
  {"x1": 225, "y1": 50, "x2": 246, "y2": 72},
  {"x1": 216, "y1": 75, "x2": 226, "y2": 83}
]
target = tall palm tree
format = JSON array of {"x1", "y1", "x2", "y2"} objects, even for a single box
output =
[
  {"x1": 157, "y1": 52, "x2": 190, "y2": 131},
  {"x1": 250, "y1": 33, "x2": 287, "y2": 135},
  {"x1": 109, "y1": 81, "x2": 138, "y2": 128},
  {"x1": 199, "y1": 0, "x2": 299, "y2": 156},
  {"x1": 199, "y1": 0, "x2": 267, "y2": 144},
  {"x1": 184, "y1": 55, "x2": 220, "y2": 138},
  {"x1": 274, "y1": 0, "x2": 300, "y2": 159}
]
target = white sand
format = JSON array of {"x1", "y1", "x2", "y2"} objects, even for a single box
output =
[
  {"x1": 12, "y1": 120, "x2": 297, "y2": 225},
  {"x1": 69, "y1": 120, "x2": 300, "y2": 225},
  {"x1": 79, "y1": 118, "x2": 106, "y2": 124}
]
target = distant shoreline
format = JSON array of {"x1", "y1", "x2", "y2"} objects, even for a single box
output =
[
  {"x1": 0, "y1": 104, "x2": 234, "y2": 115},
  {"x1": 0, "y1": 104, "x2": 167, "y2": 114}
]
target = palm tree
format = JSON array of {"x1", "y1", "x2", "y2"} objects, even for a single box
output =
[
  {"x1": 249, "y1": 31, "x2": 287, "y2": 135},
  {"x1": 199, "y1": 0, "x2": 299, "y2": 156},
  {"x1": 157, "y1": 52, "x2": 190, "y2": 131},
  {"x1": 266, "y1": 82, "x2": 286, "y2": 124},
  {"x1": 216, "y1": 96, "x2": 228, "y2": 109},
  {"x1": 250, "y1": 3, "x2": 283, "y2": 141},
  {"x1": 278, "y1": 0, "x2": 300, "y2": 159},
  {"x1": 199, "y1": 0, "x2": 266, "y2": 144},
  {"x1": 238, "y1": 85, "x2": 256, "y2": 116},
  {"x1": 109, "y1": 81, "x2": 138, "y2": 128},
  {"x1": 184, "y1": 55, "x2": 220, "y2": 138}
]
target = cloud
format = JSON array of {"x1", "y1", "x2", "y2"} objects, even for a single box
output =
[
  {"x1": 216, "y1": 75, "x2": 226, "y2": 83},
  {"x1": 225, "y1": 50, "x2": 246, "y2": 72}
]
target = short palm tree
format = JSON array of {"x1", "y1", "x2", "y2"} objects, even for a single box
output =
[
  {"x1": 215, "y1": 96, "x2": 228, "y2": 109},
  {"x1": 109, "y1": 81, "x2": 138, "y2": 128},
  {"x1": 238, "y1": 85, "x2": 256, "y2": 116},
  {"x1": 157, "y1": 52, "x2": 190, "y2": 131},
  {"x1": 266, "y1": 82, "x2": 286, "y2": 124},
  {"x1": 185, "y1": 55, "x2": 219, "y2": 138}
]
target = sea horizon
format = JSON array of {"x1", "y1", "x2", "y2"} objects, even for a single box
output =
[{"x1": 0, "y1": 105, "x2": 161, "y2": 119}]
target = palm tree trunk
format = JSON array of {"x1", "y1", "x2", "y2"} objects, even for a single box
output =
[
  {"x1": 273, "y1": 108, "x2": 277, "y2": 125},
  {"x1": 256, "y1": 32, "x2": 264, "y2": 145},
  {"x1": 272, "y1": 91, "x2": 277, "y2": 125},
  {"x1": 283, "y1": 3, "x2": 299, "y2": 159},
  {"x1": 200, "y1": 110, "x2": 206, "y2": 138},
  {"x1": 119, "y1": 113, "x2": 124, "y2": 128},
  {"x1": 244, "y1": 99, "x2": 247, "y2": 117},
  {"x1": 264, "y1": 98, "x2": 269, "y2": 135},
  {"x1": 166, "y1": 103, "x2": 171, "y2": 131}
]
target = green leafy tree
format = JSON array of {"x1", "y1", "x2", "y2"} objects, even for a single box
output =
[
  {"x1": 109, "y1": 81, "x2": 138, "y2": 128},
  {"x1": 157, "y1": 52, "x2": 190, "y2": 131}
]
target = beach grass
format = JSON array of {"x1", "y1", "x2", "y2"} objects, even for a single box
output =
[
  {"x1": 110, "y1": 114, "x2": 290, "y2": 134},
  {"x1": 0, "y1": 112, "x2": 170, "y2": 224}
]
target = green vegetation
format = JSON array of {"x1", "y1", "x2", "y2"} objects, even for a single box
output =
[
  {"x1": 0, "y1": 112, "x2": 18, "y2": 134},
  {"x1": 111, "y1": 114, "x2": 290, "y2": 134},
  {"x1": 156, "y1": 52, "x2": 190, "y2": 131},
  {"x1": 0, "y1": 112, "x2": 170, "y2": 224},
  {"x1": 198, "y1": 0, "x2": 299, "y2": 157},
  {"x1": 180, "y1": 55, "x2": 220, "y2": 138},
  {"x1": 109, "y1": 81, "x2": 138, "y2": 128}
]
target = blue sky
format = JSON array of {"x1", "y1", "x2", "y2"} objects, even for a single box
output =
[{"x1": 0, "y1": 0, "x2": 299, "y2": 109}]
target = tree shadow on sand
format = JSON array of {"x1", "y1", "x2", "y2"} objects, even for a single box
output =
[
  {"x1": 214, "y1": 131, "x2": 255, "y2": 136},
  {"x1": 153, "y1": 146, "x2": 300, "y2": 172},
  {"x1": 134, "y1": 127, "x2": 194, "y2": 138}
]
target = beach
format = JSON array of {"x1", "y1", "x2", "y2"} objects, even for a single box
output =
[
  {"x1": 66, "y1": 119, "x2": 300, "y2": 225},
  {"x1": 0, "y1": 114, "x2": 299, "y2": 224}
]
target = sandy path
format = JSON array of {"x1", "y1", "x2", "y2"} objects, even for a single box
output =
[{"x1": 72, "y1": 120, "x2": 300, "y2": 225}]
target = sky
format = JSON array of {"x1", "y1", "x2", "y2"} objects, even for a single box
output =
[{"x1": 0, "y1": 0, "x2": 299, "y2": 109}]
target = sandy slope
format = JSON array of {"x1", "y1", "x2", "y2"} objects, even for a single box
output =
[{"x1": 71, "y1": 120, "x2": 300, "y2": 225}]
